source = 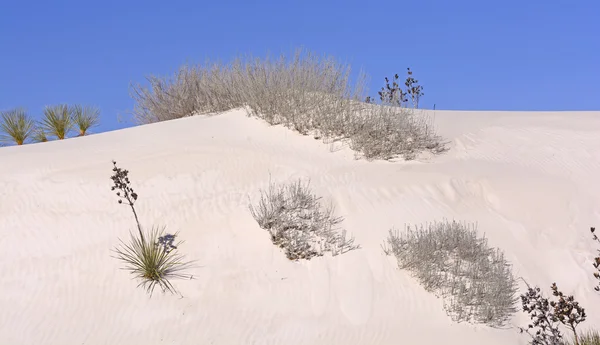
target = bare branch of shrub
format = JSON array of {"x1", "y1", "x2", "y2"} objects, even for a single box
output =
[
  {"x1": 249, "y1": 177, "x2": 359, "y2": 260},
  {"x1": 383, "y1": 220, "x2": 518, "y2": 327}
]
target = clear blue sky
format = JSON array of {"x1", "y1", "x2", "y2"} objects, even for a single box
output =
[{"x1": 1, "y1": 0, "x2": 598, "y2": 134}]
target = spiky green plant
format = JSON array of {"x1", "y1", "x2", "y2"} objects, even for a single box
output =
[
  {"x1": 114, "y1": 226, "x2": 191, "y2": 295},
  {"x1": 110, "y1": 160, "x2": 192, "y2": 296},
  {"x1": 71, "y1": 104, "x2": 100, "y2": 136},
  {"x1": 42, "y1": 104, "x2": 73, "y2": 139},
  {"x1": 0, "y1": 108, "x2": 35, "y2": 145},
  {"x1": 32, "y1": 124, "x2": 48, "y2": 143}
]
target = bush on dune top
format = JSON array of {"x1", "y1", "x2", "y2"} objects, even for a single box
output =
[{"x1": 130, "y1": 48, "x2": 446, "y2": 161}]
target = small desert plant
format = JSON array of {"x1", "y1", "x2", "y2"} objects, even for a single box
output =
[
  {"x1": 590, "y1": 227, "x2": 600, "y2": 292},
  {"x1": 71, "y1": 104, "x2": 100, "y2": 136},
  {"x1": 42, "y1": 104, "x2": 74, "y2": 139},
  {"x1": 375, "y1": 68, "x2": 424, "y2": 108},
  {"x1": 249, "y1": 177, "x2": 359, "y2": 260},
  {"x1": 0, "y1": 108, "x2": 35, "y2": 145},
  {"x1": 519, "y1": 282, "x2": 587, "y2": 345},
  {"x1": 110, "y1": 160, "x2": 192, "y2": 296},
  {"x1": 32, "y1": 125, "x2": 48, "y2": 143},
  {"x1": 383, "y1": 220, "x2": 518, "y2": 326}
]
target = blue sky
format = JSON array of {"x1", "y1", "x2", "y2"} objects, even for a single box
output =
[{"x1": 1, "y1": 0, "x2": 598, "y2": 134}]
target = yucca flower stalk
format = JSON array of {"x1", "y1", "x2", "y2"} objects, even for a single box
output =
[
  {"x1": 0, "y1": 108, "x2": 35, "y2": 145},
  {"x1": 71, "y1": 104, "x2": 100, "y2": 136},
  {"x1": 42, "y1": 104, "x2": 74, "y2": 140}
]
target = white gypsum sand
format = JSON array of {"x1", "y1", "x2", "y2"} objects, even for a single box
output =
[{"x1": 1, "y1": 108, "x2": 599, "y2": 345}]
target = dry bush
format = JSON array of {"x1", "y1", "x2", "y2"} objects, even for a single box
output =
[
  {"x1": 249, "y1": 177, "x2": 359, "y2": 260},
  {"x1": 130, "y1": 48, "x2": 446, "y2": 161},
  {"x1": 348, "y1": 104, "x2": 446, "y2": 160},
  {"x1": 383, "y1": 220, "x2": 518, "y2": 327}
]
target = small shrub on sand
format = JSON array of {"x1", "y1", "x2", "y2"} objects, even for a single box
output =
[
  {"x1": 383, "y1": 220, "x2": 518, "y2": 326},
  {"x1": 110, "y1": 160, "x2": 192, "y2": 296},
  {"x1": 0, "y1": 108, "x2": 35, "y2": 145},
  {"x1": 249, "y1": 177, "x2": 359, "y2": 260}
]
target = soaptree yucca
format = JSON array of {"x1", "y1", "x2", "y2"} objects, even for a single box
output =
[
  {"x1": 72, "y1": 104, "x2": 100, "y2": 136},
  {"x1": 0, "y1": 108, "x2": 35, "y2": 145},
  {"x1": 110, "y1": 160, "x2": 192, "y2": 296},
  {"x1": 42, "y1": 104, "x2": 74, "y2": 139}
]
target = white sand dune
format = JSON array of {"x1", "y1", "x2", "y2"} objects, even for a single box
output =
[{"x1": 1, "y1": 109, "x2": 599, "y2": 345}]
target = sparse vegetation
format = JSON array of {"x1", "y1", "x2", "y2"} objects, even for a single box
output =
[
  {"x1": 0, "y1": 108, "x2": 35, "y2": 145},
  {"x1": 382, "y1": 220, "x2": 518, "y2": 327},
  {"x1": 249, "y1": 177, "x2": 359, "y2": 260},
  {"x1": 110, "y1": 160, "x2": 192, "y2": 296},
  {"x1": 131, "y1": 48, "x2": 445, "y2": 161}
]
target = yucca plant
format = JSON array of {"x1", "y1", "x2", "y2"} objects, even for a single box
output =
[
  {"x1": 71, "y1": 104, "x2": 100, "y2": 136},
  {"x1": 0, "y1": 108, "x2": 35, "y2": 145},
  {"x1": 42, "y1": 104, "x2": 73, "y2": 139},
  {"x1": 32, "y1": 124, "x2": 49, "y2": 143},
  {"x1": 114, "y1": 226, "x2": 190, "y2": 295},
  {"x1": 110, "y1": 160, "x2": 192, "y2": 296}
]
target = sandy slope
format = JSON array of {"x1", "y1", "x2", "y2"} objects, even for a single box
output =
[{"x1": 1, "y1": 109, "x2": 599, "y2": 345}]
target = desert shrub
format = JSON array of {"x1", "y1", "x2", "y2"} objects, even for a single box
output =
[
  {"x1": 249, "y1": 177, "x2": 359, "y2": 260},
  {"x1": 130, "y1": 48, "x2": 446, "y2": 161},
  {"x1": 0, "y1": 108, "x2": 35, "y2": 145},
  {"x1": 519, "y1": 282, "x2": 587, "y2": 345},
  {"x1": 110, "y1": 160, "x2": 192, "y2": 296},
  {"x1": 382, "y1": 220, "x2": 518, "y2": 326}
]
